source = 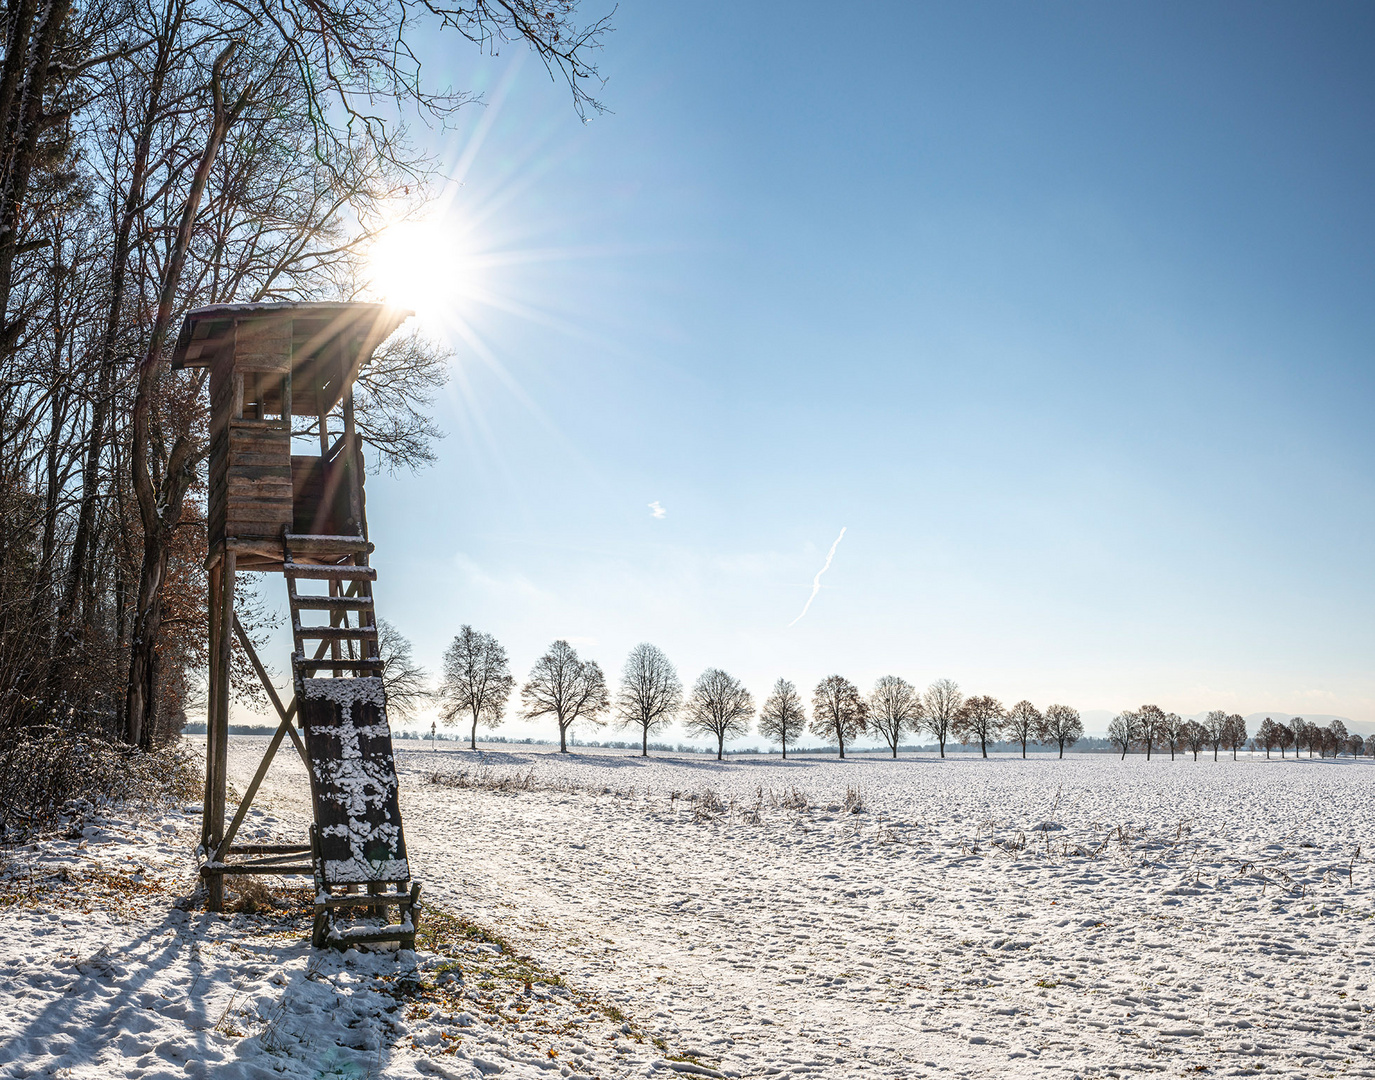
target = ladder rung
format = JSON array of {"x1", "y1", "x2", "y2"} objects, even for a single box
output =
[
  {"x1": 294, "y1": 626, "x2": 378, "y2": 641},
  {"x1": 291, "y1": 596, "x2": 374, "y2": 611},
  {"x1": 283, "y1": 564, "x2": 376, "y2": 581},
  {"x1": 295, "y1": 658, "x2": 385, "y2": 675}
]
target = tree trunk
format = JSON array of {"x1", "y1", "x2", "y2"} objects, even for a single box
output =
[
  {"x1": 0, "y1": 0, "x2": 78, "y2": 352},
  {"x1": 470, "y1": 716, "x2": 477, "y2": 750},
  {"x1": 642, "y1": 726, "x2": 647, "y2": 757},
  {"x1": 939, "y1": 738, "x2": 945, "y2": 759},
  {"x1": 124, "y1": 535, "x2": 170, "y2": 749},
  {"x1": 781, "y1": 737, "x2": 786, "y2": 760},
  {"x1": 1058, "y1": 740, "x2": 1065, "y2": 759},
  {"x1": 1021, "y1": 738, "x2": 1027, "y2": 759},
  {"x1": 716, "y1": 733, "x2": 723, "y2": 761},
  {"x1": 837, "y1": 729, "x2": 845, "y2": 759},
  {"x1": 1120, "y1": 744, "x2": 1127, "y2": 760},
  {"x1": 559, "y1": 722, "x2": 568, "y2": 752},
  {"x1": 125, "y1": 44, "x2": 243, "y2": 745},
  {"x1": 891, "y1": 742, "x2": 897, "y2": 759},
  {"x1": 980, "y1": 735, "x2": 987, "y2": 759}
]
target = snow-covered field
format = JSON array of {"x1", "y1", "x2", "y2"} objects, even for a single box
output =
[{"x1": 4, "y1": 742, "x2": 1375, "y2": 1078}]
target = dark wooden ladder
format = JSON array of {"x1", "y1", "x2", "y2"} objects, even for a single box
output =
[{"x1": 285, "y1": 533, "x2": 419, "y2": 950}]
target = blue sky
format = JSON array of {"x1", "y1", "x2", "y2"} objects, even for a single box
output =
[{"x1": 257, "y1": 3, "x2": 1375, "y2": 740}]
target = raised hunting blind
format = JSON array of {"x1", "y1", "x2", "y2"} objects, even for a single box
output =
[{"x1": 175, "y1": 302, "x2": 421, "y2": 949}]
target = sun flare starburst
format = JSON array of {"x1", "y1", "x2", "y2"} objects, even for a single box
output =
[{"x1": 366, "y1": 218, "x2": 474, "y2": 325}]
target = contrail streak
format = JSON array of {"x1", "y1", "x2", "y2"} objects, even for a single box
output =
[{"x1": 790, "y1": 527, "x2": 847, "y2": 626}]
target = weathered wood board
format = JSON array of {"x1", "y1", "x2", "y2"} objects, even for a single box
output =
[{"x1": 299, "y1": 677, "x2": 409, "y2": 885}]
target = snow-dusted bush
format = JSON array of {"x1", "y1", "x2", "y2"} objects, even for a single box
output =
[{"x1": 0, "y1": 729, "x2": 198, "y2": 837}]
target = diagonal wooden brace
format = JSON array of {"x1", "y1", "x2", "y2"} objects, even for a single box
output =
[{"x1": 212, "y1": 617, "x2": 308, "y2": 864}]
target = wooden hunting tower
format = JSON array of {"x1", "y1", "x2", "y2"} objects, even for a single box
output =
[{"x1": 174, "y1": 302, "x2": 422, "y2": 948}]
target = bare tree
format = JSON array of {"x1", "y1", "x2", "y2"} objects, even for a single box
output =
[
  {"x1": 521, "y1": 640, "x2": 607, "y2": 753},
  {"x1": 614, "y1": 643, "x2": 682, "y2": 757},
  {"x1": 1364, "y1": 734, "x2": 1375, "y2": 758},
  {"x1": 1137, "y1": 704, "x2": 1165, "y2": 761},
  {"x1": 1278, "y1": 720, "x2": 1295, "y2": 758},
  {"x1": 1225, "y1": 714, "x2": 1248, "y2": 759},
  {"x1": 922, "y1": 678, "x2": 963, "y2": 759},
  {"x1": 1183, "y1": 720, "x2": 1207, "y2": 760},
  {"x1": 867, "y1": 675, "x2": 921, "y2": 758},
  {"x1": 1256, "y1": 717, "x2": 1279, "y2": 759},
  {"x1": 758, "y1": 678, "x2": 807, "y2": 759},
  {"x1": 1108, "y1": 711, "x2": 1141, "y2": 760},
  {"x1": 1203, "y1": 710, "x2": 1229, "y2": 761},
  {"x1": 1036, "y1": 704, "x2": 1082, "y2": 758},
  {"x1": 953, "y1": 694, "x2": 1004, "y2": 759},
  {"x1": 1003, "y1": 700, "x2": 1041, "y2": 759},
  {"x1": 1161, "y1": 712, "x2": 1186, "y2": 761},
  {"x1": 440, "y1": 625, "x2": 514, "y2": 750},
  {"x1": 377, "y1": 619, "x2": 430, "y2": 720},
  {"x1": 1295, "y1": 719, "x2": 1317, "y2": 758},
  {"x1": 810, "y1": 675, "x2": 868, "y2": 759},
  {"x1": 685, "y1": 668, "x2": 754, "y2": 760},
  {"x1": 1344, "y1": 733, "x2": 1363, "y2": 758}
]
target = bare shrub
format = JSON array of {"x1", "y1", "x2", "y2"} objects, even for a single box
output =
[
  {"x1": 230, "y1": 876, "x2": 274, "y2": 915},
  {"x1": 0, "y1": 731, "x2": 199, "y2": 837},
  {"x1": 843, "y1": 785, "x2": 865, "y2": 814},
  {"x1": 781, "y1": 787, "x2": 809, "y2": 812}
]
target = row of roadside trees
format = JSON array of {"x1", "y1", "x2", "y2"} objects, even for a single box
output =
[
  {"x1": 431, "y1": 628, "x2": 1375, "y2": 761},
  {"x1": 1105, "y1": 708, "x2": 1372, "y2": 761},
  {"x1": 436, "y1": 629, "x2": 1087, "y2": 758}
]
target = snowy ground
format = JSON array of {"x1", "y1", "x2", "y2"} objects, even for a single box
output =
[{"x1": 4, "y1": 743, "x2": 1375, "y2": 1078}]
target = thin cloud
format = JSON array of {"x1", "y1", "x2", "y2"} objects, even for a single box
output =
[
  {"x1": 790, "y1": 527, "x2": 847, "y2": 626},
  {"x1": 649, "y1": 501, "x2": 666, "y2": 519}
]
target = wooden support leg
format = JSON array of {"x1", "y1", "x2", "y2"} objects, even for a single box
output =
[
  {"x1": 401, "y1": 882, "x2": 422, "y2": 950},
  {"x1": 205, "y1": 552, "x2": 235, "y2": 912},
  {"x1": 202, "y1": 560, "x2": 221, "y2": 858}
]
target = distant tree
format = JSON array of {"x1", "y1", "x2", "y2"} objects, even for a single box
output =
[
  {"x1": 1202, "y1": 710, "x2": 1230, "y2": 761},
  {"x1": 867, "y1": 676, "x2": 922, "y2": 758},
  {"x1": 1182, "y1": 720, "x2": 1207, "y2": 760},
  {"x1": 1292, "y1": 718, "x2": 1315, "y2": 758},
  {"x1": 1365, "y1": 734, "x2": 1375, "y2": 758},
  {"x1": 922, "y1": 679, "x2": 963, "y2": 759},
  {"x1": 1345, "y1": 733, "x2": 1364, "y2": 758},
  {"x1": 953, "y1": 695, "x2": 1005, "y2": 759},
  {"x1": 1161, "y1": 712, "x2": 1186, "y2": 761},
  {"x1": 440, "y1": 626, "x2": 514, "y2": 749},
  {"x1": 758, "y1": 678, "x2": 808, "y2": 759},
  {"x1": 1325, "y1": 719, "x2": 1348, "y2": 759},
  {"x1": 811, "y1": 675, "x2": 869, "y2": 759},
  {"x1": 1036, "y1": 704, "x2": 1083, "y2": 758},
  {"x1": 686, "y1": 668, "x2": 755, "y2": 760},
  {"x1": 1003, "y1": 700, "x2": 1042, "y2": 759},
  {"x1": 377, "y1": 620, "x2": 432, "y2": 720},
  {"x1": 1108, "y1": 711, "x2": 1141, "y2": 760},
  {"x1": 1278, "y1": 721, "x2": 1295, "y2": 759},
  {"x1": 614, "y1": 643, "x2": 683, "y2": 757},
  {"x1": 1257, "y1": 718, "x2": 1280, "y2": 759},
  {"x1": 521, "y1": 640, "x2": 609, "y2": 753},
  {"x1": 1223, "y1": 714, "x2": 1247, "y2": 759},
  {"x1": 1136, "y1": 704, "x2": 1166, "y2": 761}
]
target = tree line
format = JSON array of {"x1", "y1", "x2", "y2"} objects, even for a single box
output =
[
  {"x1": 433, "y1": 629, "x2": 1375, "y2": 762},
  {"x1": 0, "y1": 0, "x2": 609, "y2": 761},
  {"x1": 436, "y1": 628, "x2": 1087, "y2": 759},
  {"x1": 1103, "y1": 708, "x2": 1372, "y2": 761}
]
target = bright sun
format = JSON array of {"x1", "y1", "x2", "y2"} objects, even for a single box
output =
[{"x1": 366, "y1": 218, "x2": 471, "y2": 321}]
